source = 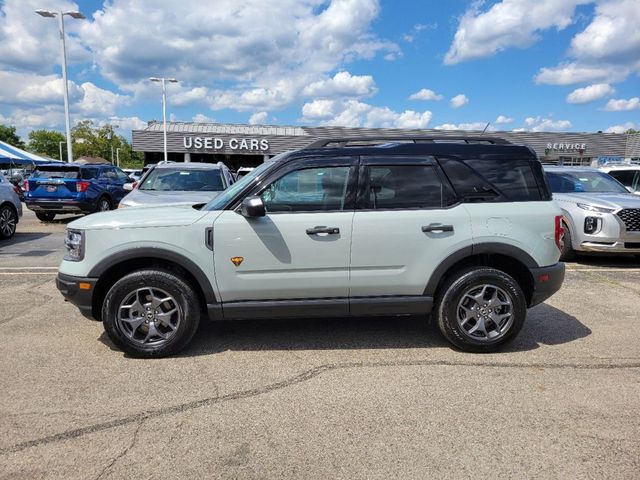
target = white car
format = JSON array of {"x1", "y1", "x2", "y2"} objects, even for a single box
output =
[
  {"x1": 600, "y1": 165, "x2": 640, "y2": 195},
  {"x1": 0, "y1": 174, "x2": 22, "y2": 239},
  {"x1": 56, "y1": 136, "x2": 565, "y2": 357}
]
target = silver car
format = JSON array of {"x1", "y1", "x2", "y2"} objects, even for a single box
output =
[
  {"x1": 545, "y1": 166, "x2": 640, "y2": 259},
  {"x1": 0, "y1": 175, "x2": 23, "y2": 239},
  {"x1": 119, "y1": 162, "x2": 234, "y2": 208}
]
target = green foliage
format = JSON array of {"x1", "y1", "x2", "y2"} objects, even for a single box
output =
[
  {"x1": 69, "y1": 120, "x2": 143, "y2": 167},
  {"x1": 0, "y1": 124, "x2": 26, "y2": 149},
  {"x1": 28, "y1": 129, "x2": 66, "y2": 159},
  {"x1": 626, "y1": 129, "x2": 639, "y2": 134}
]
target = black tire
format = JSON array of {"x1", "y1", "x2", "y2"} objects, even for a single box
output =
[
  {"x1": 35, "y1": 211, "x2": 56, "y2": 222},
  {"x1": 95, "y1": 196, "x2": 111, "y2": 213},
  {"x1": 0, "y1": 204, "x2": 17, "y2": 239},
  {"x1": 435, "y1": 267, "x2": 527, "y2": 353},
  {"x1": 102, "y1": 269, "x2": 201, "y2": 358},
  {"x1": 559, "y1": 223, "x2": 576, "y2": 262}
]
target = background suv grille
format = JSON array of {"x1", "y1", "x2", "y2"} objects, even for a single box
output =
[{"x1": 617, "y1": 209, "x2": 640, "y2": 232}]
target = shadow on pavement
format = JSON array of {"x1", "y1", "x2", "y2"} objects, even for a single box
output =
[
  {"x1": 0, "y1": 231, "x2": 51, "y2": 248},
  {"x1": 96, "y1": 302, "x2": 587, "y2": 358}
]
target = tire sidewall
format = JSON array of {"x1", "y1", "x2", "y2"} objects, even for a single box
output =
[
  {"x1": 102, "y1": 269, "x2": 200, "y2": 357},
  {"x1": 0, "y1": 205, "x2": 17, "y2": 239},
  {"x1": 97, "y1": 196, "x2": 111, "y2": 212},
  {"x1": 560, "y1": 223, "x2": 575, "y2": 261},
  {"x1": 437, "y1": 268, "x2": 526, "y2": 352}
]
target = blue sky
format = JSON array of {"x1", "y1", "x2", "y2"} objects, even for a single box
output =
[{"x1": 0, "y1": 0, "x2": 638, "y2": 140}]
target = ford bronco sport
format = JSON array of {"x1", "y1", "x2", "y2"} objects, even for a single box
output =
[{"x1": 56, "y1": 136, "x2": 565, "y2": 357}]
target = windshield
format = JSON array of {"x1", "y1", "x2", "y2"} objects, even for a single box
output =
[
  {"x1": 139, "y1": 168, "x2": 224, "y2": 192},
  {"x1": 32, "y1": 167, "x2": 80, "y2": 179},
  {"x1": 204, "y1": 161, "x2": 275, "y2": 210},
  {"x1": 546, "y1": 171, "x2": 629, "y2": 194}
]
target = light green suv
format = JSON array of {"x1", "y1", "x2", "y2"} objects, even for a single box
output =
[{"x1": 57, "y1": 136, "x2": 565, "y2": 357}]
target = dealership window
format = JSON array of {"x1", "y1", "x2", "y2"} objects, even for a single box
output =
[{"x1": 261, "y1": 166, "x2": 351, "y2": 212}]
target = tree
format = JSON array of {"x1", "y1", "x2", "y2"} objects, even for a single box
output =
[
  {"x1": 71, "y1": 120, "x2": 143, "y2": 167},
  {"x1": 0, "y1": 125, "x2": 26, "y2": 149},
  {"x1": 28, "y1": 129, "x2": 66, "y2": 159},
  {"x1": 626, "y1": 129, "x2": 639, "y2": 134}
]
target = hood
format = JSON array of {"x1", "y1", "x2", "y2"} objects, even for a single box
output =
[
  {"x1": 68, "y1": 204, "x2": 210, "y2": 230},
  {"x1": 120, "y1": 189, "x2": 222, "y2": 207},
  {"x1": 553, "y1": 192, "x2": 640, "y2": 209}
]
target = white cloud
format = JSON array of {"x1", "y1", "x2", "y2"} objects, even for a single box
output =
[
  {"x1": 192, "y1": 113, "x2": 215, "y2": 123},
  {"x1": 434, "y1": 122, "x2": 495, "y2": 131},
  {"x1": 566, "y1": 83, "x2": 614, "y2": 104},
  {"x1": 444, "y1": 0, "x2": 587, "y2": 65},
  {"x1": 301, "y1": 99, "x2": 432, "y2": 128},
  {"x1": 108, "y1": 116, "x2": 148, "y2": 132},
  {"x1": 534, "y1": 62, "x2": 628, "y2": 85},
  {"x1": 302, "y1": 71, "x2": 377, "y2": 98},
  {"x1": 495, "y1": 115, "x2": 514, "y2": 124},
  {"x1": 604, "y1": 97, "x2": 640, "y2": 111},
  {"x1": 450, "y1": 94, "x2": 469, "y2": 109},
  {"x1": 605, "y1": 122, "x2": 637, "y2": 133},
  {"x1": 171, "y1": 87, "x2": 209, "y2": 107},
  {"x1": 409, "y1": 88, "x2": 443, "y2": 101},
  {"x1": 249, "y1": 111, "x2": 268, "y2": 125},
  {"x1": 523, "y1": 116, "x2": 572, "y2": 132},
  {"x1": 77, "y1": 82, "x2": 129, "y2": 117}
]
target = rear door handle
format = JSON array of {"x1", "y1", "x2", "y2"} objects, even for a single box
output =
[
  {"x1": 422, "y1": 223, "x2": 454, "y2": 233},
  {"x1": 306, "y1": 226, "x2": 340, "y2": 235}
]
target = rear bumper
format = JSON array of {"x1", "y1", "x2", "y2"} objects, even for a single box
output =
[
  {"x1": 26, "y1": 199, "x2": 93, "y2": 213},
  {"x1": 56, "y1": 273, "x2": 98, "y2": 319},
  {"x1": 528, "y1": 262, "x2": 565, "y2": 307}
]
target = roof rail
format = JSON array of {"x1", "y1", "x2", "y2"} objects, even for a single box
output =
[{"x1": 304, "y1": 136, "x2": 512, "y2": 149}]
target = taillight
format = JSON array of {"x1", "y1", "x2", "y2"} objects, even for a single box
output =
[
  {"x1": 13, "y1": 185, "x2": 21, "y2": 195},
  {"x1": 554, "y1": 215, "x2": 565, "y2": 251},
  {"x1": 132, "y1": 181, "x2": 138, "y2": 189},
  {"x1": 23, "y1": 180, "x2": 29, "y2": 192},
  {"x1": 76, "y1": 181, "x2": 90, "y2": 192}
]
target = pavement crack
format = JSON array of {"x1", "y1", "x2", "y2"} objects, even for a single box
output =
[
  {"x1": 94, "y1": 420, "x2": 143, "y2": 480},
  {"x1": 1, "y1": 358, "x2": 639, "y2": 456}
]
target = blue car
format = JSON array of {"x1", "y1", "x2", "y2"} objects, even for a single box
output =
[{"x1": 24, "y1": 163, "x2": 131, "y2": 222}]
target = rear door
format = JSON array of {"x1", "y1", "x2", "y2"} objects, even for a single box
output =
[
  {"x1": 27, "y1": 165, "x2": 81, "y2": 200},
  {"x1": 349, "y1": 156, "x2": 472, "y2": 309}
]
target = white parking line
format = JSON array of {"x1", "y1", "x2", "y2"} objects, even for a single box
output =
[
  {"x1": 0, "y1": 272, "x2": 57, "y2": 275},
  {"x1": 0, "y1": 266, "x2": 58, "y2": 270}
]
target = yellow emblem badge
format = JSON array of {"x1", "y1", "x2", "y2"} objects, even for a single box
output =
[{"x1": 231, "y1": 257, "x2": 244, "y2": 266}]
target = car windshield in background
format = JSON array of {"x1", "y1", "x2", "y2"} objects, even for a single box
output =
[
  {"x1": 32, "y1": 167, "x2": 80, "y2": 179},
  {"x1": 204, "y1": 161, "x2": 274, "y2": 210},
  {"x1": 547, "y1": 171, "x2": 629, "y2": 194},
  {"x1": 139, "y1": 168, "x2": 224, "y2": 192}
]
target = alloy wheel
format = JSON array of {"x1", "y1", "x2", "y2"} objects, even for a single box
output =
[
  {"x1": 456, "y1": 284, "x2": 514, "y2": 342},
  {"x1": 0, "y1": 207, "x2": 16, "y2": 238}
]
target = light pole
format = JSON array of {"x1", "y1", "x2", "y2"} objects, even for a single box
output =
[
  {"x1": 35, "y1": 9, "x2": 85, "y2": 163},
  {"x1": 149, "y1": 77, "x2": 178, "y2": 162},
  {"x1": 59, "y1": 141, "x2": 64, "y2": 162},
  {"x1": 108, "y1": 124, "x2": 119, "y2": 164},
  {"x1": 116, "y1": 148, "x2": 121, "y2": 168}
]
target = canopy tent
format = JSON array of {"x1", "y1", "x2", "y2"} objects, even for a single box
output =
[{"x1": 0, "y1": 140, "x2": 57, "y2": 167}]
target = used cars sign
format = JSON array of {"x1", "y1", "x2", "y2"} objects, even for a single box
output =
[{"x1": 183, "y1": 136, "x2": 269, "y2": 152}]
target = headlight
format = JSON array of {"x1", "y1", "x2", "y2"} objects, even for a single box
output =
[
  {"x1": 64, "y1": 229, "x2": 85, "y2": 261},
  {"x1": 576, "y1": 203, "x2": 615, "y2": 214}
]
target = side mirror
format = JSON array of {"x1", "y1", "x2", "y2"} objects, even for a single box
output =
[
  {"x1": 626, "y1": 186, "x2": 635, "y2": 193},
  {"x1": 240, "y1": 195, "x2": 266, "y2": 218},
  {"x1": 123, "y1": 182, "x2": 134, "y2": 192}
]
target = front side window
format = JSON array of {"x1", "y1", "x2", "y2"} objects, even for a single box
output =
[
  {"x1": 360, "y1": 165, "x2": 451, "y2": 209},
  {"x1": 261, "y1": 166, "x2": 351, "y2": 212}
]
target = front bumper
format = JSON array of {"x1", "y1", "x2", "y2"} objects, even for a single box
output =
[
  {"x1": 579, "y1": 240, "x2": 640, "y2": 253},
  {"x1": 529, "y1": 262, "x2": 565, "y2": 307},
  {"x1": 56, "y1": 273, "x2": 98, "y2": 319}
]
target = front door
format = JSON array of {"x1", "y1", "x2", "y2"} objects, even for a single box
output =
[{"x1": 213, "y1": 159, "x2": 358, "y2": 316}]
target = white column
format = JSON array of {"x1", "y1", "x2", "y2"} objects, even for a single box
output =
[
  {"x1": 263, "y1": 154, "x2": 270, "y2": 162},
  {"x1": 184, "y1": 152, "x2": 191, "y2": 163}
]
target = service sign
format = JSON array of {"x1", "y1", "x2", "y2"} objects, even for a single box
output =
[
  {"x1": 183, "y1": 136, "x2": 269, "y2": 152},
  {"x1": 546, "y1": 143, "x2": 587, "y2": 152}
]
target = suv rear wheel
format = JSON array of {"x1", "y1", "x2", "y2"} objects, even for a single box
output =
[
  {"x1": 0, "y1": 204, "x2": 17, "y2": 239},
  {"x1": 35, "y1": 212, "x2": 56, "y2": 222},
  {"x1": 435, "y1": 267, "x2": 526, "y2": 353},
  {"x1": 102, "y1": 269, "x2": 201, "y2": 358},
  {"x1": 559, "y1": 222, "x2": 576, "y2": 262},
  {"x1": 96, "y1": 196, "x2": 111, "y2": 212}
]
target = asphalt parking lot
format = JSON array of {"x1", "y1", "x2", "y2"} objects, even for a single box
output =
[{"x1": 1, "y1": 209, "x2": 639, "y2": 479}]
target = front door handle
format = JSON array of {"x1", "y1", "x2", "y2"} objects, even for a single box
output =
[
  {"x1": 306, "y1": 226, "x2": 340, "y2": 235},
  {"x1": 422, "y1": 223, "x2": 454, "y2": 233}
]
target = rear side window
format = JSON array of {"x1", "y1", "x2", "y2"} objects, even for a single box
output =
[
  {"x1": 360, "y1": 165, "x2": 454, "y2": 209},
  {"x1": 32, "y1": 167, "x2": 79, "y2": 179},
  {"x1": 439, "y1": 157, "x2": 542, "y2": 201},
  {"x1": 81, "y1": 168, "x2": 97, "y2": 180}
]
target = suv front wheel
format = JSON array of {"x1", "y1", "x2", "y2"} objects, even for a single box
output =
[
  {"x1": 102, "y1": 269, "x2": 201, "y2": 357},
  {"x1": 435, "y1": 267, "x2": 526, "y2": 353}
]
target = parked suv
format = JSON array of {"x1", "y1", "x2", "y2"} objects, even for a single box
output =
[
  {"x1": 545, "y1": 166, "x2": 640, "y2": 259},
  {"x1": 599, "y1": 164, "x2": 640, "y2": 196},
  {"x1": 24, "y1": 163, "x2": 131, "y2": 221},
  {"x1": 0, "y1": 174, "x2": 22, "y2": 239},
  {"x1": 57, "y1": 137, "x2": 565, "y2": 357}
]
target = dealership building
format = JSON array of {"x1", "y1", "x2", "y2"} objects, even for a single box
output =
[{"x1": 132, "y1": 121, "x2": 640, "y2": 170}]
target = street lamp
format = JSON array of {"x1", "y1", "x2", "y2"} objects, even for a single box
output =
[
  {"x1": 108, "y1": 124, "x2": 120, "y2": 164},
  {"x1": 58, "y1": 141, "x2": 64, "y2": 162},
  {"x1": 149, "y1": 77, "x2": 178, "y2": 162},
  {"x1": 35, "y1": 9, "x2": 85, "y2": 163},
  {"x1": 116, "y1": 148, "x2": 121, "y2": 168}
]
